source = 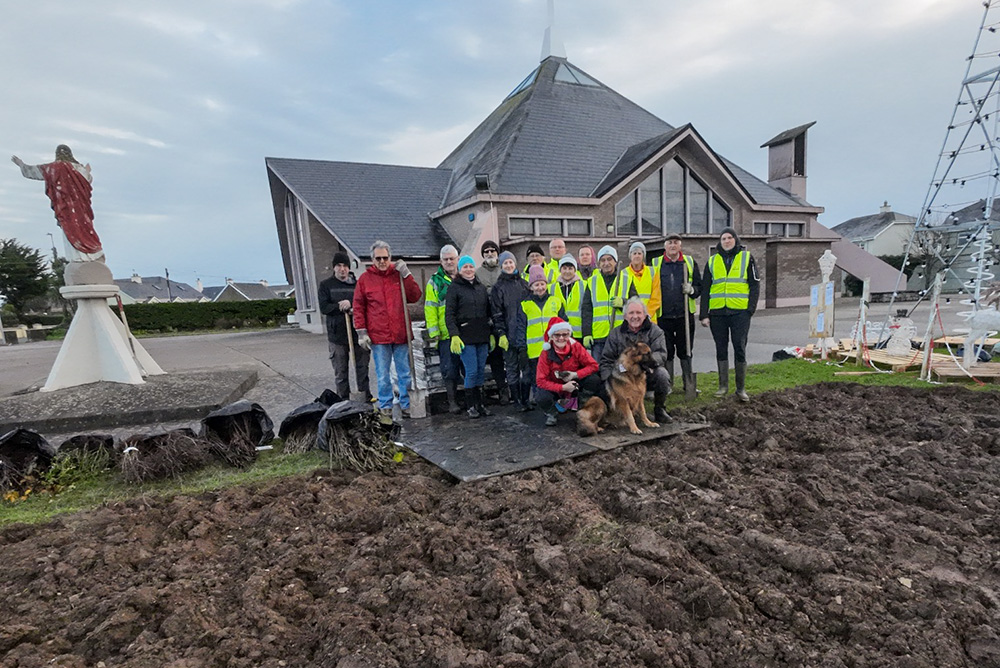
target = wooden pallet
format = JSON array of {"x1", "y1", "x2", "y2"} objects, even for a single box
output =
[
  {"x1": 836, "y1": 347, "x2": 947, "y2": 372},
  {"x1": 932, "y1": 335, "x2": 1000, "y2": 348},
  {"x1": 931, "y1": 361, "x2": 1000, "y2": 383}
]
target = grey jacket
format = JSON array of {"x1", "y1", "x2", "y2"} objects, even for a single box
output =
[{"x1": 599, "y1": 318, "x2": 669, "y2": 381}]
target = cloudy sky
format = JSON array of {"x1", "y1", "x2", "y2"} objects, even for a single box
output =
[{"x1": 0, "y1": 0, "x2": 986, "y2": 288}]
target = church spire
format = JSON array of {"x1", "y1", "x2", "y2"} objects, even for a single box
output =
[{"x1": 540, "y1": 0, "x2": 566, "y2": 61}]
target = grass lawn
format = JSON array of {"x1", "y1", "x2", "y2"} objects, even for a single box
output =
[{"x1": 2, "y1": 358, "x2": 996, "y2": 527}]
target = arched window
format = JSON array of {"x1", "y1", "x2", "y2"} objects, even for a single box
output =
[{"x1": 615, "y1": 158, "x2": 730, "y2": 237}]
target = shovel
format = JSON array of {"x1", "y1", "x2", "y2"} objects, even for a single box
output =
[
  {"x1": 344, "y1": 312, "x2": 366, "y2": 402},
  {"x1": 683, "y1": 295, "x2": 698, "y2": 401}
]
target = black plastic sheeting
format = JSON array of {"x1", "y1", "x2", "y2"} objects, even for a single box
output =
[
  {"x1": 201, "y1": 400, "x2": 274, "y2": 448},
  {"x1": 277, "y1": 389, "x2": 344, "y2": 439},
  {"x1": 0, "y1": 428, "x2": 57, "y2": 488},
  {"x1": 315, "y1": 400, "x2": 384, "y2": 452}
]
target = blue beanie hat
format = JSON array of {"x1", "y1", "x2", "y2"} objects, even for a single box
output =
[{"x1": 458, "y1": 255, "x2": 475, "y2": 270}]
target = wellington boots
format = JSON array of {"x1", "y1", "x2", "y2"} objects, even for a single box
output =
[
  {"x1": 476, "y1": 387, "x2": 493, "y2": 416},
  {"x1": 520, "y1": 380, "x2": 534, "y2": 411},
  {"x1": 666, "y1": 359, "x2": 675, "y2": 396},
  {"x1": 653, "y1": 393, "x2": 673, "y2": 424},
  {"x1": 714, "y1": 360, "x2": 730, "y2": 398},
  {"x1": 446, "y1": 381, "x2": 462, "y2": 414},
  {"x1": 467, "y1": 388, "x2": 482, "y2": 418},
  {"x1": 497, "y1": 384, "x2": 511, "y2": 406},
  {"x1": 735, "y1": 362, "x2": 749, "y2": 402},
  {"x1": 680, "y1": 358, "x2": 697, "y2": 400}
]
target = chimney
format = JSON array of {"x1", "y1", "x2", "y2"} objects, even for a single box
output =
[
  {"x1": 226, "y1": 277, "x2": 234, "y2": 285},
  {"x1": 259, "y1": 279, "x2": 269, "y2": 287},
  {"x1": 880, "y1": 201, "x2": 891, "y2": 214},
  {"x1": 761, "y1": 121, "x2": 816, "y2": 201},
  {"x1": 196, "y1": 278, "x2": 203, "y2": 292},
  {"x1": 130, "y1": 273, "x2": 142, "y2": 284}
]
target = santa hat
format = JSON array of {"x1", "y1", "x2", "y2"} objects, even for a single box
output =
[{"x1": 542, "y1": 317, "x2": 573, "y2": 351}]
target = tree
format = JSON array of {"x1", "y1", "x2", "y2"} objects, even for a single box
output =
[{"x1": 0, "y1": 239, "x2": 51, "y2": 317}]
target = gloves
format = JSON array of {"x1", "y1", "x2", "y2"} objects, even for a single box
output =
[
  {"x1": 450, "y1": 336, "x2": 465, "y2": 355},
  {"x1": 395, "y1": 259, "x2": 411, "y2": 278},
  {"x1": 583, "y1": 336, "x2": 594, "y2": 349},
  {"x1": 611, "y1": 296, "x2": 624, "y2": 309},
  {"x1": 357, "y1": 329, "x2": 371, "y2": 350},
  {"x1": 490, "y1": 335, "x2": 496, "y2": 352},
  {"x1": 498, "y1": 335, "x2": 509, "y2": 351},
  {"x1": 682, "y1": 282, "x2": 694, "y2": 295}
]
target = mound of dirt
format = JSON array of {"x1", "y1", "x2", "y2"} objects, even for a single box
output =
[{"x1": 2, "y1": 383, "x2": 999, "y2": 667}]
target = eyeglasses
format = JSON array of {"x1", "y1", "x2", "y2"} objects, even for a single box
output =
[
  {"x1": 373, "y1": 255, "x2": 390, "y2": 261},
  {"x1": 550, "y1": 332, "x2": 571, "y2": 338},
  {"x1": 483, "y1": 248, "x2": 498, "y2": 254}
]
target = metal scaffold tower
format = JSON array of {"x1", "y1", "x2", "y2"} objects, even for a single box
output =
[{"x1": 885, "y1": 1, "x2": 1000, "y2": 369}]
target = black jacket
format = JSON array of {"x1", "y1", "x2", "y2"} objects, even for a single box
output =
[
  {"x1": 599, "y1": 318, "x2": 669, "y2": 381},
  {"x1": 445, "y1": 275, "x2": 494, "y2": 345},
  {"x1": 490, "y1": 270, "x2": 530, "y2": 345},
  {"x1": 318, "y1": 273, "x2": 359, "y2": 345},
  {"x1": 698, "y1": 243, "x2": 760, "y2": 319},
  {"x1": 657, "y1": 255, "x2": 702, "y2": 320}
]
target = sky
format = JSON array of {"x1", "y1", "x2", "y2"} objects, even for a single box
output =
[{"x1": 0, "y1": 0, "x2": 988, "y2": 289}]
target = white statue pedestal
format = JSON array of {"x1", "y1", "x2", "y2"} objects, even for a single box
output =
[{"x1": 41, "y1": 265, "x2": 165, "y2": 392}]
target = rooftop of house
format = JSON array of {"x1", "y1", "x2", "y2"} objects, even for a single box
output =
[
  {"x1": 114, "y1": 275, "x2": 201, "y2": 301},
  {"x1": 831, "y1": 203, "x2": 917, "y2": 241}
]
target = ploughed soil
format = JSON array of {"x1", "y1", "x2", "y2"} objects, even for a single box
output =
[{"x1": 2, "y1": 383, "x2": 1000, "y2": 668}]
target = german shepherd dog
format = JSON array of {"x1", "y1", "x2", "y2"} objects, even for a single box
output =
[{"x1": 577, "y1": 342, "x2": 660, "y2": 436}]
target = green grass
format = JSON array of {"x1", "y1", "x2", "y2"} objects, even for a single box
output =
[
  {"x1": 0, "y1": 446, "x2": 330, "y2": 527},
  {"x1": 3, "y1": 358, "x2": 996, "y2": 527}
]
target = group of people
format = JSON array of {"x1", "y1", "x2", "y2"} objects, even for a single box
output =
[{"x1": 318, "y1": 228, "x2": 758, "y2": 424}]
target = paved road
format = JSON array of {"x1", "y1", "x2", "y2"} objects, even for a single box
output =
[{"x1": 0, "y1": 296, "x2": 977, "y2": 424}]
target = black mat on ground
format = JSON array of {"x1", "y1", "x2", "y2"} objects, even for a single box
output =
[{"x1": 401, "y1": 405, "x2": 709, "y2": 482}]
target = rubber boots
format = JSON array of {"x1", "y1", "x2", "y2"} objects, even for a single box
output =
[
  {"x1": 446, "y1": 380, "x2": 462, "y2": 414},
  {"x1": 665, "y1": 358, "x2": 675, "y2": 396},
  {"x1": 476, "y1": 387, "x2": 493, "y2": 416},
  {"x1": 714, "y1": 360, "x2": 730, "y2": 398},
  {"x1": 497, "y1": 383, "x2": 511, "y2": 406},
  {"x1": 735, "y1": 362, "x2": 749, "y2": 402},
  {"x1": 467, "y1": 387, "x2": 482, "y2": 419},
  {"x1": 653, "y1": 393, "x2": 673, "y2": 424}
]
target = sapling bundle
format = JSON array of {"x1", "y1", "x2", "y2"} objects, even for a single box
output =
[
  {"x1": 119, "y1": 429, "x2": 212, "y2": 484},
  {"x1": 317, "y1": 402, "x2": 401, "y2": 472},
  {"x1": 55, "y1": 434, "x2": 116, "y2": 475},
  {"x1": 278, "y1": 399, "x2": 334, "y2": 455},
  {"x1": 0, "y1": 428, "x2": 56, "y2": 492},
  {"x1": 200, "y1": 400, "x2": 274, "y2": 468}
]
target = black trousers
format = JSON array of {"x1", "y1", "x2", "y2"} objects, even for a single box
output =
[
  {"x1": 536, "y1": 373, "x2": 604, "y2": 412},
  {"x1": 709, "y1": 311, "x2": 751, "y2": 364},
  {"x1": 660, "y1": 314, "x2": 694, "y2": 360},
  {"x1": 487, "y1": 344, "x2": 507, "y2": 390}
]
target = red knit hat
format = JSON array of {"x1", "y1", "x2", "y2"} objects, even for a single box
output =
[{"x1": 542, "y1": 317, "x2": 573, "y2": 350}]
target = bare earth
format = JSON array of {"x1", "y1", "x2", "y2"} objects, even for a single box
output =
[{"x1": 2, "y1": 383, "x2": 999, "y2": 668}]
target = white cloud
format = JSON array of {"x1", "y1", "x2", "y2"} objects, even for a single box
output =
[
  {"x1": 377, "y1": 122, "x2": 478, "y2": 166},
  {"x1": 52, "y1": 121, "x2": 166, "y2": 149}
]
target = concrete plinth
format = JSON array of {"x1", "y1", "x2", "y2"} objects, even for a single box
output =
[{"x1": 42, "y1": 283, "x2": 165, "y2": 392}]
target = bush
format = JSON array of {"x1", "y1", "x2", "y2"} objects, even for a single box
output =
[
  {"x1": 22, "y1": 313, "x2": 66, "y2": 327},
  {"x1": 121, "y1": 298, "x2": 295, "y2": 333}
]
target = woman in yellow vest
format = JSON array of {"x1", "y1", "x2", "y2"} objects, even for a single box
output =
[
  {"x1": 519, "y1": 265, "x2": 566, "y2": 409},
  {"x1": 549, "y1": 255, "x2": 592, "y2": 345},
  {"x1": 588, "y1": 245, "x2": 622, "y2": 364},
  {"x1": 699, "y1": 227, "x2": 759, "y2": 402},
  {"x1": 617, "y1": 241, "x2": 660, "y2": 321}
]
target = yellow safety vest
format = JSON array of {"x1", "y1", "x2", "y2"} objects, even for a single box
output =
[
  {"x1": 708, "y1": 251, "x2": 750, "y2": 311},
  {"x1": 424, "y1": 273, "x2": 452, "y2": 339},
  {"x1": 549, "y1": 280, "x2": 585, "y2": 338},
  {"x1": 618, "y1": 265, "x2": 656, "y2": 306},
  {"x1": 652, "y1": 254, "x2": 696, "y2": 317},
  {"x1": 522, "y1": 295, "x2": 563, "y2": 359},
  {"x1": 589, "y1": 272, "x2": 621, "y2": 337}
]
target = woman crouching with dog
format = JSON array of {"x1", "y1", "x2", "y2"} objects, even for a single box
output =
[
  {"x1": 599, "y1": 298, "x2": 673, "y2": 424},
  {"x1": 535, "y1": 317, "x2": 602, "y2": 427}
]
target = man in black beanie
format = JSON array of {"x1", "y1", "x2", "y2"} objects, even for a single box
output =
[{"x1": 318, "y1": 251, "x2": 371, "y2": 400}]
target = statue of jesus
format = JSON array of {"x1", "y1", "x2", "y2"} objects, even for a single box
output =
[{"x1": 12, "y1": 145, "x2": 104, "y2": 262}]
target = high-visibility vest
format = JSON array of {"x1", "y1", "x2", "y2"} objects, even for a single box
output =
[
  {"x1": 521, "y1": 295, "x2": 563, "y2": 359},
  {"x1": 618, "y1": 265, "x2": 656, "y2": 307},
  {"x1": 424, "y1": 273, "x2": 452, "y2": 339},
  {"x1": 589, "y1": 272, "x2": 621, "y2": 337},
  {"x1": 549, "y1": 280, "x2": 585, "y2": 338},
  {"x1": 708, "y1": 250, "x2": 750, "y2": 311},
  {"x1": 652, "y1": 254, "x2": 696, "y2": 317}
]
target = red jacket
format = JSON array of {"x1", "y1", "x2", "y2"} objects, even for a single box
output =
[
  {"x1": 353, "y1": 265, "x2": 423, "y2": 345},
  {"x1": 536, "y1": 340, "x2": 599, "y2": 394}
]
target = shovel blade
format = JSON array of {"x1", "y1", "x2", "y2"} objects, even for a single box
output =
[{"x1": 684, "y1": 372, "x2": 698, "y2": 401}]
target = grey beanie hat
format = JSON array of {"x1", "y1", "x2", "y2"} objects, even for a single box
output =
[
  {"x1": 559, "y1": 254, "x2": 577, "y2": 268},
  {"x1": 597, "y1": 245, "x2": 618, "y2": 262},
  {"x1": 628, "y1": 241, "x2": 647, "y2": 257}
]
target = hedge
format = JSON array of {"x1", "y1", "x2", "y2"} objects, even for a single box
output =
[{"x1": 121, "y1": 298, "x2": 295, "y2": 332}]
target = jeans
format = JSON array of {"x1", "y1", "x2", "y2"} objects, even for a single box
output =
[
  {"x1": 328, "y1": 340, "x2": 371, "y2": 399},
  {"x1": 709, "y1": 311, "x2": 751, "y2": 364},
  {"x1": 371, "y1": 343, "x2": 411, "y2": 409},
  {"x1": 459, "y1": 343, "x2": 490, "y2": 388},
  {"x1": 438, "y1": 339, "x2": 463, "y2": 382}
]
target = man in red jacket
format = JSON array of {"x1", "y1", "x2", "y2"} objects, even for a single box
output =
[
  {"x1": 353, "y1": 240, "x2": 423, "y2": 418},
  {"x1": 535, "y1": 317, "x2": 602, "y2": 427}
]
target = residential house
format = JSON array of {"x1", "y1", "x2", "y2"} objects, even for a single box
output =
[
  {"x1": 113, "y1": 275, "x2": 208, "y2": 305},
  {"x1": 267, "y1": 54, "x2": 836, "y2": 333},
  {"x1": 831, "y1": 202, "x2": 916, "y2": 257},
  {"x1": 200, "y1": 279, "x2": 283, "y2": 302}
]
